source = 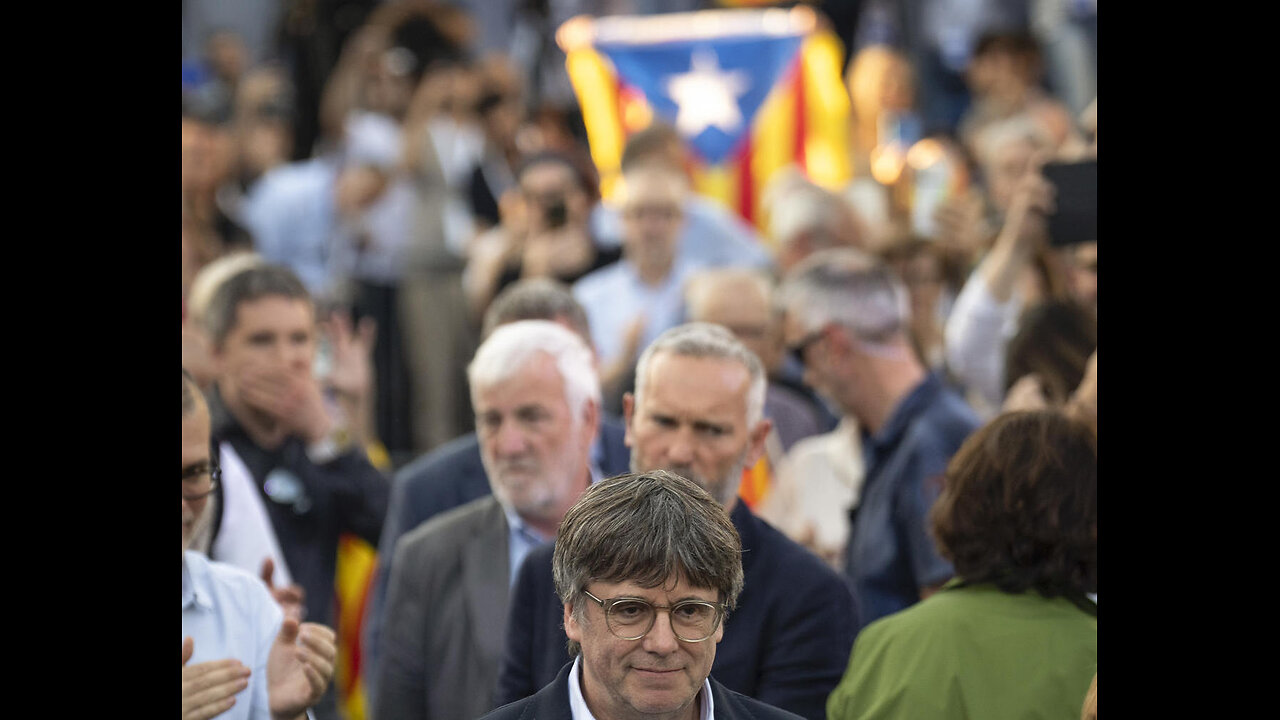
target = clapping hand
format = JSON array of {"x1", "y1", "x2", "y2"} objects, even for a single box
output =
[
  {"x1": 267, "y1": 618, "x2": 337, "y2": 720},
  {"x1": 182, "y1": 637, "x2": 250, "y2": 720}
]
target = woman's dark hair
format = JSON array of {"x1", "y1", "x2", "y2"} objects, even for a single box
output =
[
  {"x1": 930, "y1": 410, "x2": 1097, "y2": 598},
  {"x1": 1004, "y1": 299, "x2": 1097, "y2": 404}
]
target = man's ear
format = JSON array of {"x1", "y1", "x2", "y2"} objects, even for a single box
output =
[
  {"x1": 563, "y1": 602, "x2": 582, "y2": 643},
  {"x1": 580, "y1": 399, "x2": 600, "y2": 447},
  {"x1": 622, "y1": 393, "x2": 636, "y2": 448},
  {"x1": 744, "y1": 418, "x2": 773, "y2": 468}
]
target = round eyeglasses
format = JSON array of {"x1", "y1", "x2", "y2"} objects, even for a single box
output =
[
  {"x1": 582, "y1": 589, "x2": 726, "y2": 643},
  {"x1": 182, "y1": 461, "x2": 221, "y2": 503}
]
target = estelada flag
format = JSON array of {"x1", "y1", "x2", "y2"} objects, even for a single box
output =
[{"x1": 557, "y1": 6, "x2": 851, "y2": 243}]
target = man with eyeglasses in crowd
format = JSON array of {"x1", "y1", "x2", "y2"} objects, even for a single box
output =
[
  {"x1": 779, "y1": 248, "x2": 981, "y2": 630},
  {"x1": 496, "y1": 323, "x2": 856, "y2": 720},
  {"x1": 572, "y1": 156, "x2": 702, "y2": 414},
  {"x1": 482, "y1": 470, "x2": 803, "y2": 720},
  {"x1": 183, "y1": 369, "x2": 338, "y2": 720}
]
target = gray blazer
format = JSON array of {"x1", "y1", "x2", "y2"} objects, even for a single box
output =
[{"x1": 372, "y1": 495, "x2": 510, "y2": 720}]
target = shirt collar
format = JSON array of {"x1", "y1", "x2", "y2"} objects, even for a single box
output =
[
  {"x1": 498, "y1": 461, "x2": 605, "y2": 535},
  {"x1": 864, "y1": 373, "x2": 944, "y2": 456},
  {"x1": 567, "y1": 655, "x2": 713, "y2": 720},
  {"x1": 181, "y1": 551, "x2": 216, "y2": 612}
]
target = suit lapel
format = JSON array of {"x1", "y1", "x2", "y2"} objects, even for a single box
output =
[{"x1": 463, "y1": 499, "x2": 512, "y2": 663}]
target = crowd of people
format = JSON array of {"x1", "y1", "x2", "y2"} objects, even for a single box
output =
[{"x1": 182, "y1": 2, "x2": 1097, "y2": 719}]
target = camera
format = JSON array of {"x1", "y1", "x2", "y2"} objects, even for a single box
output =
[{"x1": 531, "y1": 193, "x2": 567, "y2": 229}]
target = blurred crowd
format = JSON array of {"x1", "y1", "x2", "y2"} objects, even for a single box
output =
[{"x1": 182, "y1": 1, "x2": 1097, "y2": 719}]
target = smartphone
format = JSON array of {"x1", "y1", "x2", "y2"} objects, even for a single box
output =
[{"x1": 1041, "y1": 159, "x2": 1098, "y2": 247}]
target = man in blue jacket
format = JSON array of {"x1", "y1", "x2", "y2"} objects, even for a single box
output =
[{"x1": 495, "y1": 323, "x2": 857, "y2": 720}]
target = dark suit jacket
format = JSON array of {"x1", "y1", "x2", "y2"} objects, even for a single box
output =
[
  {"x1": 364, "y1": 417, "x2": 630, "y2": 697},
  {"x1": 495, "y1": 501, "x2": 859, "y2": 720},
  {"x1": 481, "y1": 660, "x2": 805, "y2": 720},
  {"x1": 373, "y1": 495, "x2": 512, "y2": 720}
]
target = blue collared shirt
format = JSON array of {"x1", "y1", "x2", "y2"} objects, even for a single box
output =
[
  {"x1": 846, "y1": 373, "x2": 981, "y2": 629},
  {"x1": 573, "y1": 258, "x2": 704, "y2": 369},
  {"x1": 182, "y1": 550, "x2": 284, "y2": 720},
  {"x1": 504, "y1": 464, "x2": 604, "y2": 587}
]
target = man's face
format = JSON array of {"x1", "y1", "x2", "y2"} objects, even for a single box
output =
[
  {"x1": 474, "y1": 352, "x2": 596, "y2": 528},
  {"x1": 620, "y1": 168, "x2": 685, "y2": 276},
  {"x1": 783, "y1": 308, "x2": 848, "y2": 414},
  {"x1": 625, "y1": 353, "x2": 768, "y2": 510},
  {"x1": 690, "y1": 283, "x2": 781, "y2": 374},
  {"x1": 985, "y1": 138, "x2": 1036, "y2": 213},
  {"x1": 181, "y1": 402, "x2": 213, "y2": 553},
  {"x1": 520, "y1": 161, "x2": 587, "y2": 233},
  {"x1": 564, "y1": 573, "x2": 723, "y2": 720},
  {"x1": 212, "y1": 295, "x2": 316, "y2": 409}
]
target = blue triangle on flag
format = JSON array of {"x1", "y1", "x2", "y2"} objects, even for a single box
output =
[{"x1": 597, "y1": 34, "x2": 804, "y2": 165}]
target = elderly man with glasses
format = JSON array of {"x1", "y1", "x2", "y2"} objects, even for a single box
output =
[{"x1": 482, "y1": 470, "x2": 804, "y2": 720}]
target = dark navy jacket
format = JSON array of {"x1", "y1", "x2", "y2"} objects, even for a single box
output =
[
  {"x1": 495, "y1": 501, "x2": 858, "y2": 720},
  {"x1": 482, "y1": 660, "x2": 805, "y2": 720}
]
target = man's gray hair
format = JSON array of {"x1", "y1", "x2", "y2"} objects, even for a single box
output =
[
  {"x1": 553, "y1": 470, "x2": 745, "y2": 656},
  {"x1": 481, "y1": 278, "x2": 592, "y2": 343},
  {"x1": 634, "y1": 322, "x2": 767, "y2": 426},
  {"x1": 468, "y1": 319, "x2": 601, "y2": 419},
  {"x1": 781, "y1": 247, "x2": 910, "y2": 345}
]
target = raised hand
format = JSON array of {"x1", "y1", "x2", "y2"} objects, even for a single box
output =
[
  {"x1": 267, "y1": 619, "x2": 337, "y2": 720},
  {"x1": 259, "y1": 557, "x2": 307, "y2": 622},
  {"x1": 319, "y1": 311, "x2": 376, "y2": 403},
  {"x1": 182, "y1": 637, "x2": 250, "y2": 720}
]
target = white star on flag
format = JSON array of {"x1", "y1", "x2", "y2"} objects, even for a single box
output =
[{"x1": 665, "y1": 47, "x2": 751, "y2": 137}]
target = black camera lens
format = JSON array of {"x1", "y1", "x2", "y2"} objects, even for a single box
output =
[{"x1": 544, "y1": 200, "x2": 568, "y2": 229}]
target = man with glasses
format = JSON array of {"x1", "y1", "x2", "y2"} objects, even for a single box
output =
[
  {"x1": 779, "y1": 248, "x2": 981, "y2": 630},
  {"x1": 183, "y1": 368, "x2": 339, "y2": 720},
  {"x1": 497, "y1": 323, "x2": 856, "y2": 720},
  {"x1": 482, "y1": 470, "x2": 803, "y2": 720},
  {"x1": 572, "y1": 159, "x2": 702, "y2": 414}
]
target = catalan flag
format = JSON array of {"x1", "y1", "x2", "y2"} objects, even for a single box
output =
[
  {"x1": 331, "y1": 440, "x2": 391, "y2": 720},
  {"x1": 557, "y1": 7, "x2": 852, "y2": 243}
]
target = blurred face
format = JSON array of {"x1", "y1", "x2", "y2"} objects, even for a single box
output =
[
  {"x1": 565, "y1": 573, "x2": 723, "y2": 720},
  {"x1": 783, "y1": 309, "x2": 851, "y2": 415},
  {"x1": 985, "y1": 138, "x2": 1036, "y2": 213},
  {"x1": 520, "y1": 160, "x2": 588, "y2": 233},
  {"x1": 181, "y1": 401, "x2": 213, "y2": 553},
  {"x1": 625, "y1": 353, "x2": 768, "y2": 510},
  {"x1": 212, "y1": 296, "x2": 316, "y2": 409},
  {"x1": 620, "y1": 168, "x2": 685, "y2": 277},
  {"x1": 1068, "y1": 241, "x2": 1098, "y2": 313},
  {"x1": 690, "y1": 283, "x2": 781, "y2": 374},
  {"x1": 474, "y1": 352, "x2": 596, "y2": 529},
  {"x1": 900, "y1": 252, "x2": 944, "y2": 322}
]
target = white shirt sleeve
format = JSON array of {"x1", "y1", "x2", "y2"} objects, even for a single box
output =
[{"x1": 943, "y1": 266, "x2": 1023, "y2": 414}]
